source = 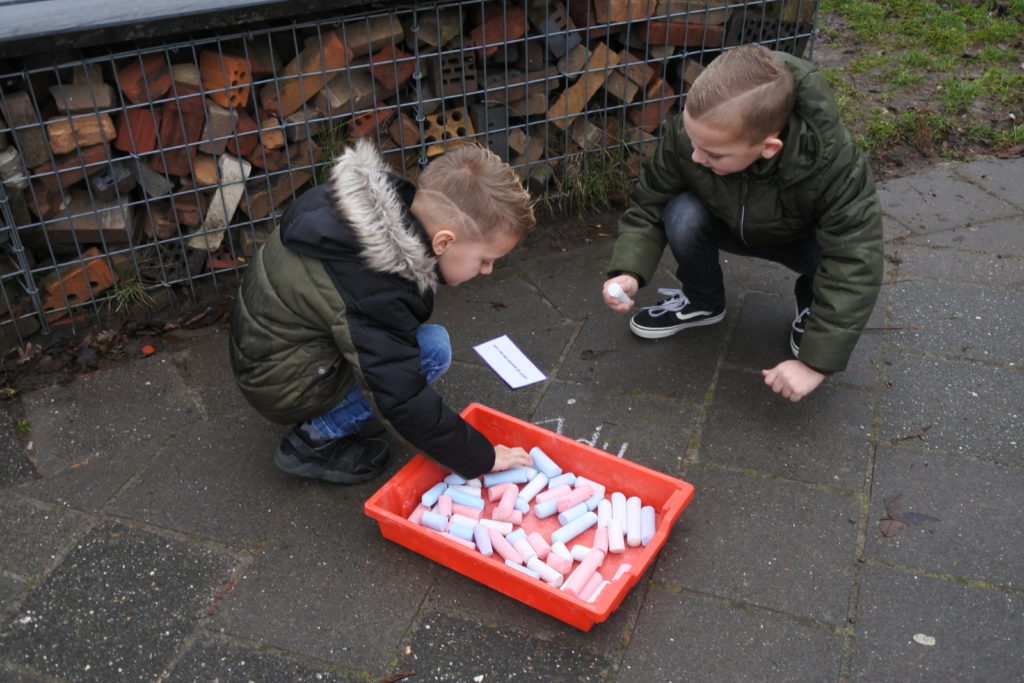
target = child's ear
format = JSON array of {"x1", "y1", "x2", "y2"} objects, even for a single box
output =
[
  {"x1": 431, "y1": 228, "x2": 457, "y2": 255},
  {"x1": 761, "y1": 136, "x2": 784, "y2": 159}
]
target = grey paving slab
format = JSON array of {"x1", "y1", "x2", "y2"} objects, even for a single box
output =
[
  {"x1": 433, "y1": 266, "x2": 565, "y2": 343},
  {"x1": 0, "y1": 521, "x2": 237, "y2": 681},
  {"x1": 516, "y1": 239, "x2": 615, "y2": 318},
  {"x1": 620, "y1": 587, "x2": 842, "y2": 682},
  {"x1": 0, "y1": 493, "x2": 91, "y2": 577},
  {"x1": 0, "y1": 576, "x2": 23, "y2": 615},
  {"x1": 954, "y1": 157, "x2": 1024, "y2": 210},
  {"x1": 16, "y1": 358, "x2": 201, "y2": 510},
  {"x1": 435, "y1": 362, "x2": 545, "y2": 419},
  {"x1": 558, "y1": 312, "x2": 723, "y2": 399},
  {"x1": 850, "y1": 563, "x2": 1024, "y2": 681},
  {"x1": 657, "y1": 465, "x2": 860, "y2": 625},
  {"x1": 0, "y1": 404, "x2": 33, "y2": 488},
  {"x1": 893, "y1": 215, "x2": 1024, "y2": 258},
  {"x1": 875, "y1": 166, "x2": 1019, "y2": 234},
  {"x1": 893, "y1": 242, "x2": 1024, "y2": 289},
  {"x1": 106, "y1": 414, "x2": 301, "y2": 548},
  {"x1": 867, "y1": 443, "x2": 1024, "y2": 589},
  {"x1": 166, "y1": 635, "x2": 360, "y2": 681},
  {"x1": 880, "y1": 352, "x2": 1022, "y2": 464},
  {"x1": 211, "y1": 485, "x2": 436, "y2": 673},
  {"x1": 165, "y1": 328, "x2": 256, "y2": 420},
  {"x1": 392, "y1": 611, "x2": 614, "y2": 681},
  {"x1": 698, "y1": 368, "x2": 874, "y2": 491},
  {"x1": 889, "y1": 279, "x2": 1023, "y2": 365},
  {"x1": 532, "y1": 380, "x2": 698, "y2": 474}
]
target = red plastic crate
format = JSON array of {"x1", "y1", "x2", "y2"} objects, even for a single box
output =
[{"x1": 363, "y1": 403, "x2": 695, "y2": 630}]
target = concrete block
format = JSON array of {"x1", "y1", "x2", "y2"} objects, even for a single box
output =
[
  {"x1": 48, "y1": 83, "x2": 114, "y2": 114},
  {"x1": 186, "y1": 154, "x2": 251, "y2": 251},
  {"x1": 1, "y1": 91, "x2": 51, "y2": 167}
]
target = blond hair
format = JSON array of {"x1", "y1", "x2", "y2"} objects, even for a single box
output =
[
  {"x1": 685, "y1": 44, "x2": 796, "y2": 145},
  {"x1": 416, "y1": 144, "x2": 535, "y2": 241}
]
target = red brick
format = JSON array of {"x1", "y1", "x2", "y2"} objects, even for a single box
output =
[
  {"x1": 200, "y1": 51, "x2": 251, "y2": 108},
  {"x1": 41, "y1": 247, "x2": 117, "y2": 315},
  {"x1": 116, "y1": 53, "x2": 172, "y2": 104},
  {"x1": 628, "y1": 77, "x2": 676, "y2": 133},
  {"x1": 115, "y1": 107, "x2": 159, "y2": 154},
  {"x1": 470, "y1": 6, "x2": 529, "y2": 58},
  {"x1": 35, "y1": 143, "x2": 110, "y2": 193},
  {"x1": 636, "y1": 21, "x2": 724, "y2": 47},
  {"x1": 370, "y1": 45, "x2": 416, "y2": 91},
  {"x1": 349, "y1": 107, "x2": 395, "y2": 140},
  {"x1": 151, "y1": 91, "x2": 206, "y2": 177},
  {"x1": 226, "y1": 108, "x2": 260, "y2": 158}
]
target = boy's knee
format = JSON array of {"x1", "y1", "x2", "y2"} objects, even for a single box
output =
[
  {"x1": 417, "y1": 324, "x2": 452, "y2": 381},
  {"x1": 664, "y1": 193, "x2": 714, "y2": 246}
]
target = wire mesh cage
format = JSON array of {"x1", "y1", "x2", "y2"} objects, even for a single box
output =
[{"x1": 0, "y1": 0, "x2": 817, "y2": 350}]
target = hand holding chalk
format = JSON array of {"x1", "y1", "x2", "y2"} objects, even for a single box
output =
[{"x1": 606, "y1": 283, "x2": 632, "y2": 305}]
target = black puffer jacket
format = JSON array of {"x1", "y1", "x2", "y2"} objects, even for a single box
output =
[{"x1": 229, "y1": 140, "x2": 495, "y2": 477}]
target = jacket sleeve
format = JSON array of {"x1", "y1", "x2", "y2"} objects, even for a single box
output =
[
  {"x1": 339, "y1": 290, "x2": 496, "y2": 479},
  {"x1": 607, "y1": 115, "x2": 691, "y2": 286},
  {"x1": 800, "y1": 143, "x2": 884, "y2": 373}
]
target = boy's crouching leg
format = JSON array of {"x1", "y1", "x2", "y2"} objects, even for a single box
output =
[{"x1": 274, "y1": 422, "x2": 390, "y2": 484}]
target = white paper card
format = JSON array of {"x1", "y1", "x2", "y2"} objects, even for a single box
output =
[{"x1": 473, "y1": 335, "x2": 546, "y2": 389}]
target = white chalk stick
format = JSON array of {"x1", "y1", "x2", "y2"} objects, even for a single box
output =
[
  {"x1": 606, "y1": 282, "x2": 632, "y2": 304},
  {"x1": 626, "y1": 496, "x2": 642, "y2": 547}
]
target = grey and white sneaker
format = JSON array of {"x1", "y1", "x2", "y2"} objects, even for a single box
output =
[{"x1": 629, "y1": 288, "x2": 725, "y2": 339}]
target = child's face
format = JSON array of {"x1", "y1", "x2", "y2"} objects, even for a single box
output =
[
  {"x1": 683, "y1": 109, "x2": 780, "y2": 176},
  {"x1": 434, "y1": 231, "x2": 520, "y2": 286}
]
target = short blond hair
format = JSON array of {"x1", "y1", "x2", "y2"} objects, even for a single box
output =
[
  {"x1": 685, "y1": 44, "x2": 796, "y2": 145},
  {"x1": 416, "y1": 144, "x2": 535, "y2": 241}
]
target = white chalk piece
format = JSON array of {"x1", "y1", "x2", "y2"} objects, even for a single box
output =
[
  {"x1": 550, "y1": 542, "x2": 573, "y2": 561},
  {"x1": 449, "y1": 513, "x2": 479, "y2": 529},
  {"x1": 611, "y1": 491, "x2": 627, "y2": 527},
  {"x1": 626, "y1": 496, "x2": 642, "y2": 547},
  {"x1": 597, "y1": 499, "x2": 612, "y2": 528},
  {"x1": 608, "y1": 517, "x2": 626, "y2": 553},
  {"x1": 527, "y1": 557, "x2": 564, "y2": 587},
  {"x1": 606, "y1": 282, "x2": 632, "y2": 304},
  {"x1": 478, "y1": 518, "x2": 513, "y2": 535},
  {"x1": 506, "y1": 560, "x2": 541, "y2": 578},
  {"x1": 570, "y1": 544, "x2": 591, "y2": 562},
  {"x1": 513, "y1": 537, "x2": 538, "y2": 565}
]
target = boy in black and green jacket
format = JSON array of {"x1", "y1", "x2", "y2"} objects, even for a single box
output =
[{"x1": 603, "y1": 44, "x2": 883, "y2": 402}]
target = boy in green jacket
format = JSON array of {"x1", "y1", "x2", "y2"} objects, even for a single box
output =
[{"x1": 603, "y1": 44, "x2": 883, "y2": 402}]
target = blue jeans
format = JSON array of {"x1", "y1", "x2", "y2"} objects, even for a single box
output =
[
  {"x1": 663, "y1": 192, "x2": 821, "y2": 309},
  {"x1": 309, "y1": 324, "x2": 451, "y2": 439}
]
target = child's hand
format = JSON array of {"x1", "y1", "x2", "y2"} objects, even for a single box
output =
[
  {"x1": 492, "y1": 445, "x2": 533, "y2": 472},
  {"x1": 602, "y1": 275, "x2": 638, "y2": 312},
  {"x1": 761, "y1": 360, "x2": 826, "y2": 402}
]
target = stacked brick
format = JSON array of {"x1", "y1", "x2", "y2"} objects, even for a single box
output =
[{"x1": 0, "y1": 0, "x2": 788, "y2": 323}]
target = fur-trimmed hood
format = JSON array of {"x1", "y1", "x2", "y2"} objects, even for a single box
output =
[{"x1": 282, "y1": 139, "x2": 438, "y2": 294}]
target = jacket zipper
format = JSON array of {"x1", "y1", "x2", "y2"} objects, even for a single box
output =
[{"x1": 738, "y1": 174, "x2": 749, "y2": 245}]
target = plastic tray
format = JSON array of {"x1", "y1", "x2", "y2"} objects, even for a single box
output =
[{"x1": 363, "y1": 403, "x2": 695, "y2": 631}]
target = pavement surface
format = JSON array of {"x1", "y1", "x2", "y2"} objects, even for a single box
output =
[{"x1": 0, "y1": 157, "x2": 1021, "y2": 682}]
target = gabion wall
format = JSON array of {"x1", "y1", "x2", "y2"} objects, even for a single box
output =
[{"x1": 0, "y1": 0, "x2": 816, "y2": 348}]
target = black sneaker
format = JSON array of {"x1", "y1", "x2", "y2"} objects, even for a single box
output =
[
  {"x1": 629, "y1": 288, "x2": 725, "y2": 339},
  {"x1": 790, "y1": 304, "x2": 811, "y2": 357},
  {"x1": 274, "y1": 422, "x2": 390, "y2": 484}
]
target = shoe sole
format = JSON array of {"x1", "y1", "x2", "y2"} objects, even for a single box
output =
[{"x1": 629, "y1": 310, "x2": 725, "y2": 339}]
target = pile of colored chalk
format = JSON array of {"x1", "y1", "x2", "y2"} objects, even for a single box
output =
[{"x1": 406, "y1": 446, "x2": 657, "y2": 603}]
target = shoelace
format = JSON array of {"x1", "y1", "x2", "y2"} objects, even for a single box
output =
[
  {"x1": 644, "y1": 288, "x2": 689, "y2": 317},
  {"x1": 792, "y1": 307, "x2": 811, "y2": 332}
]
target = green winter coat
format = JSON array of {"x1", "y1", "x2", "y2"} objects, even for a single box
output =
[{"x1": 608, "y1": 52, "x2": 883, "y2": 374}]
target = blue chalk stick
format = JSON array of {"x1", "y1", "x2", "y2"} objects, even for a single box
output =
[
  {"x1": 547, "y1": 472, "x2": 576, "y2": 489},
  {"x1": 473, "y1": 524, "x2": 493, "y2": 556},
  {"x1": 420, "y1": 510, "x2": 448, "y2": 532},
  {"x1": 446, "y1": 488, "x2": 485, "y2": 509},
  {"x1": 449, "y1": 523, "x2": 475, "y2": 542},
  {"x1": 533, "y1": 498, "x2": 560, "y2": 519},
  {"x1": 551, "y1": 511, "x2": 598, "y2": 546},
  {"x1": 641, "y1": 505, "x2": 655, "y2": 546},
  {"x1": 557, "y1": 501, "x2": 589, "y2": 526},
  {"x1": 421, "y1": 482, "x2": 447, "y2": 507},
  {"x1": 529, "y1": 446, "x2": 562, "y2": 479}
]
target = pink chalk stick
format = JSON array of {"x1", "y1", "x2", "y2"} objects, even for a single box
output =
[
  {"x1": 535, "y1": 484, "x2": 572, "y2": 503},
  {"x1": 556, "y1": 484, "x2": 594, "y2": 512},
  {"x1": 491, "y1": 507, "x2": 523, "y2": 525},
  {"x1": 408, "y1": 504, "x2": 429, "y2": 524},
  {"x1": 562, "y1": 549, "x2": 605, "y2": 597},
  {"x1": 593, "y1": 526, "x2": 609, "y2": 553},
  {"x1": 436, "y1": 494, "x2": 453, "y2": 517},
  {"x1": 546, "y1": 550, "x2": 574, "y2": 575},
  {"x1": 496, "y1": 482, "x2": 518, "y2": 517},
  {"x1": 488, "y1": 481, "x2": 516, "y2": 502},
  {"x1": 488, "y1": 527, "x2": 523, "y2": 564},
  {"x1": 527, "y1": 531, "x2": 551, "y2": 560},
  {"x1": 451, "y1": 502, "x2": 482, "y2": 519},
  {"x1": 579, "y1": 570, "x2": 605, "y2": 602}
]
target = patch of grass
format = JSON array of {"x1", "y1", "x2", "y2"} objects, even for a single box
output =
[
  {"x1": 15, "y1": 419, "x2": 30, "y2": 433},
  {"x1": 556, "y1": 148, "x2": 632, "y2": 218},
  {"x1": 112, "y1": 276, "x2": 156, "y2": 313},
  {"x1": 821, "y1": 0, "x2": 1024, "y2": 162}
]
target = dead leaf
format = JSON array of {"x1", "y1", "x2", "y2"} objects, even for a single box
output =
[{"x1": 880, "y1": 519, "x2": 905, "y2": 537}]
